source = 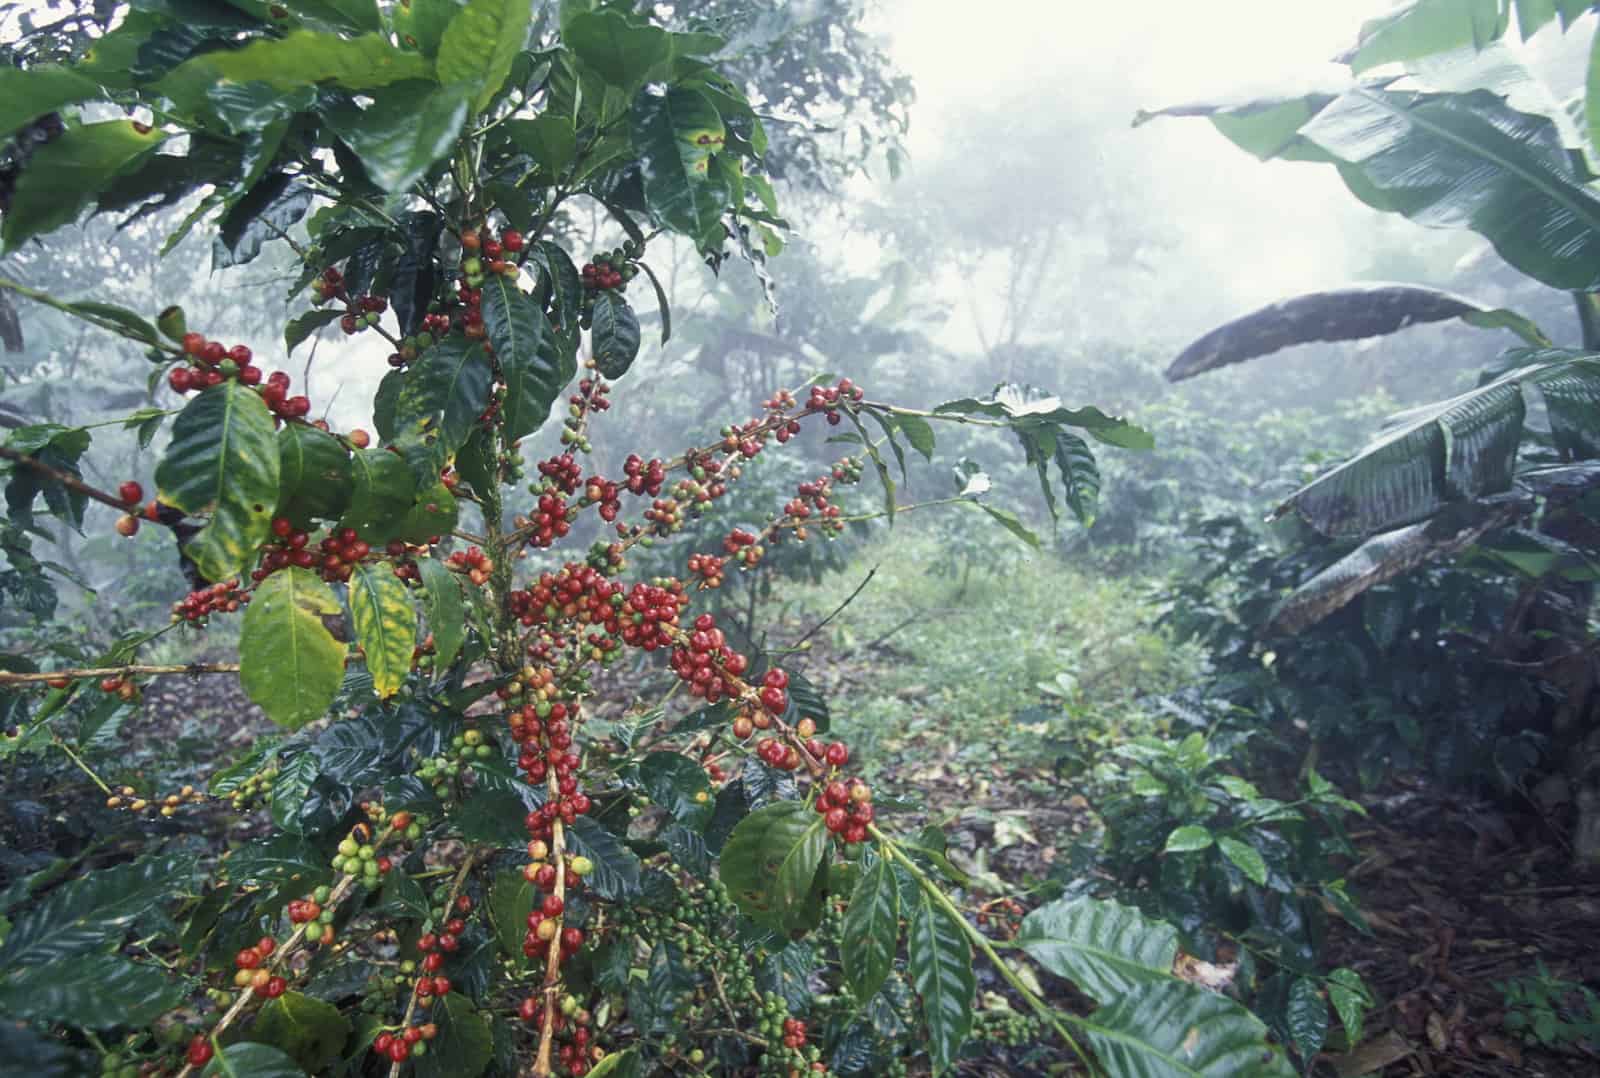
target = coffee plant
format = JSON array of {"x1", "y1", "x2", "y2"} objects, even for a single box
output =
[{"x1": 1, "y1": 3, "x2": 1296, "y2": 1076}]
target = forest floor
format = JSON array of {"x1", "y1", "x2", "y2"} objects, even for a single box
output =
[{"x1": 40, "y1": 533, "x2": 1600, "y2": 1077}]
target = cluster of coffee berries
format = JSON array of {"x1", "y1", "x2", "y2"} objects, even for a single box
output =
[
  {"x1": 443, "y1": 545, "x2": 493, "y2": 586},
  {"x1": 307, "y1": 265, "x2": 344, "y2": 304},
  {"x1": 805, "y1": 377, "x2": 864, "y2": 425},
  {"x1": 412, "y1": 912, "x2": 466, "y2": 1002},
  {"x1": 609, "y1": 579, "x2": 685, "y2": 650},
  {"x1": 331, "y1": 822, "x2": 391, "y2": 885},
  {"x1": 372, "y1": 1023, "x2": 438, "y2": 1064},
  {"x1": 752, "y1": 992, "x2": 830, "y2": 1078},
  {"x1": 459, "y1": 225, "x2": 525, "y2": 290},
  {"x1": 518, "y1": 867, "x2": 588, "y2": 982},
  {"x1": 338, "y1": 293, "x2": 387, "y2": 335},
  {"x1": 766, "y1": 460, "x2": 860, "y2": 546},
  {"x1": 523, "y1": 490, "x2": 574, "y2": 548},
  {"x1": 230, "y1": 937, "x2": 286, "y2": 997},
  {"x1": 973, "y1": 1006, "x2": 1042, "y2": 1047},
  {"x1": 226, "y1": 763, "x2": 279, "y2": 810},
  {"x1": 643, "y1": 494, "x2": 686, "y2": 536},
  {"x1": 309, "y1": 526, "x2": 372, "y2": 582},
  {"x1": 96, "y1": 674, "x2": 140, "y2": 703},
  {"x1": 722, "y1": 526, "x2": 764, "y2": 568},
  {"x1": 621, "y1": 453, "x2": 666, "y2": 497},
  {"x1": 104, "y1": 783, "x2": 204, "y2": 817},
  {"x1": 286, "y1": 885, "x2": 336, "y2": 943},
  {"x1": 580, "y1": 243, "x2": 637, "y2": 292},
  {"x1": 581, "y1": 475, "x2": 621, "y2": 523},
  {"x1": 685, "y1": 551, "x2": 725, "y2": 589},
  {"x1": 171, "y1": 579, "x2": 248, "y2": 623},
  {"x1": 258, "y1": 369, "x2": 311, "y2": 420},
  {"x1": 667, "y1": 612, "x2": 751, "y2": 704},
  {"x1": 975, "y1": 896, "x2": 1028, "y2": 939},
  {"x1": 113, "y1": 480, "x2": 145, "y2": 537},
  {"x1": 416, "y1": 732, "x2": 495, "y2": 799},
  {"x1": 813, "y1": 776, "x2": 873, "y2": 843},
  {"x1": 517, "y1": 993, "x2": 599, "y2": 1076},
  {"x1": 170, "y1": 334, "x2": 262, "y2": 393}
]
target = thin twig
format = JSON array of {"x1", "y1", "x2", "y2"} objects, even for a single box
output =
[
  {"x1": 0, "y1": 662, "x2": 240, "y2": 686},
  {"x1": 388, "y1": 851, "x2": 482, "y2": 1078},
  {"x1": 792, "y1": 565, "x2": 877, "y2": 650}
]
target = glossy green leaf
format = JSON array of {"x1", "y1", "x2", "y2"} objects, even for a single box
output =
[
  {"x1": 284, "y1": 308, "x2": 344, "y2": 355},
  {"x1": 628, "y1": 940, "x2": 694, "y2": 1034},
  {"x1": 565, "y1": 817, "x2": 642, "y2": 900},
  {"x1": 275, "y1": 424, "x2": 352, "y2": 526},
  {"x1": 326, "y1": 80, "x2": 471, "y2": 192},
  {"x1": 565, "y1": 9, "x2": 674, "y2": 89},
  {"x1": 0, "y1": 954, "x2": 182, "y2": 1028},
  {"x1": 348, "y1": 563, "x2": 417, "y2": 697},
  {"x1": 1216, "y1": 836, "x2": 1269, "y2": 887},
  {"x1": 631, "y1": 87, "x2": 728, "y2": 244},
  {"x1": 1286, "y1": 976, "x2": 1328, "y2": 1064},
  {"x1": 908, "y1": 887, "x2": 974, "y2": 1074},
  {"x1": 0, "y1": 854, "x2": 190, "y2": 965},
  {"x1": 975, "y1": 503, "x2": 1040, "y2": 549},
  {"x1": 590, "y1": 291, "x2": 641, "y2": 379},
  {"x1": 638, "y1": 751, "x2": 714, "y2": 830},
  {"x1": 505, "y1": 114, "x2": 578, "y2": 176},
  {"x1": 160, "y1": 31, "x2": 432, "y2": 111},
  {"x1": 155, "y1": 381, "x2": 281, "y2": 582},
  {"x1": 895, "y1": 413, "x2": 936, "y2": 460},
  {"x1": 488, "y1": 870, "x2": 536, "y2": 967},
  {"x1": 251, "y1": 991, "x2": 351, "y2": 1073},
  {"x1": 1328, "y1": 967, "x2": 1373, "y2": 1046},
  {"x1": 1055, "y1": 432, "x2": 1100, "y2": 526},
  {"x1": 2, "y1": 120, "x2": 166, "y2": 251},
  {"x1": 1269, "y1": 354, "x2": 1600, "y2": 539},
  {"x1": 1080, "y1": 979, "x2": 1295, "y2": 1077},
  {"x1": 1017, "y1": 896, "x2": 1178, "y2": 1003},
  {"x1": 455, "y1": 787, "x2": 532, "y2": 847},
  {"x1": 481, "y1": 274, "x2": 566, "y2": 440},
  {"x1": 399, "y1": 477, "x2": 459, "y2": 541},
  {"x1": 239, "y1": 568, "x2": 346, "y2": 730},
  {"x1": 585, "y1": 1050, "x2": 640, "y2": 1078},
  {"x1": 436, "y1": 0, "x2": 534, "y2": 112},
  {"x1": 215, "y1": 173, "x2": 312, "y2": 269},
  {"x1": 200, "y1": 1042, "x2": 306, "y2": 1078},
  {"x1": 1163, "y1": 825, "x2": 1215, "y2": 854},
  {"x1": 394, "y1": 0, "x2": 463, "y2": 57},
  {"x1": 340, "y1": 448, "x2": 416, "y2": 541},
  {"x1": 1345, "y1": 0, "x2": 1507, "y2": 74},
  {"x1": 935, "y1": 385, "x2": 1154, "y2": 449},
  {"x1": 0, "y1": 65, "x2": 103, "y2": 138},
  {"x1": 395, "y1": 337, "x2": 494, "y2": 458},
  {"x1": 841, "y1": 855, "x2": 898, "y2": 1004},
  {"x1": 1168, "y1": 285, "x2": 1551, "y2": 383},
  {"x1": 1303, "y1": 89, "x2": 1600, "y2": 291},
  {"x1": 720, "y1": 801, "x2": 829, "y2": 931},
  {"x1": 415, "y1": 555, "x2": 465, "y2": 671},
  {"x1": 270, "y1": 751, "x2": 320, "y2": 834},
  {"x1": 533, "y1": 239, "x2": 585, "y2": 350}
]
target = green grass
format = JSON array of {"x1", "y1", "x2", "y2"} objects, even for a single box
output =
[{"x1": 778, "y1": 529, "x2": 1202, "y2": 793}]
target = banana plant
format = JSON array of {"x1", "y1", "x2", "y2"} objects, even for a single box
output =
[{"x1": 1138, "y1": 1, "x2": 1600, "y2": 632}]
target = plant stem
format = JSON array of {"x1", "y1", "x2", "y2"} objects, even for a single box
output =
[
  {"x1": 52, "y1": 736, "x2": 111, "y2": 794},
  {"x1": 388, "y1": 850, "x2": 481, "y2": 1078},
  {"x1": 0, "y1": 446, "x2": 186, "y2": 525},
  {"x1": 0, "y1": 662, "x2": 240, "y2": 686},
  {"x1": 0, "y1": 277, "x2": 183, "y2": 355},
  {"x1": 874, "y1": 828, "x2": 1099, "y2": 1075}
]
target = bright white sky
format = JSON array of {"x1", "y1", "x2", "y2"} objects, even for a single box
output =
[{"x1": 882, "y1": 0, "x2": 1396, "y2": 138}]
